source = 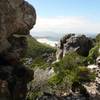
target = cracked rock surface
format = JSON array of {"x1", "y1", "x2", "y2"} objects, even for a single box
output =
[{"x1": 0, "y1": 0, "x2": 36, "y2": 99}]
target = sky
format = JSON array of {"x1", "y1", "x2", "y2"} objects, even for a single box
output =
[{"x1": 26, "y1": 0, "x2": 100, "y2": 37}]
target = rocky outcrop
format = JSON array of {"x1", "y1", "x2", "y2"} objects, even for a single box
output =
[
  {"x1": 0, "y1": 0, "x2": 36, "y2": 100},
  {"x1": 84, "y1": 57, "x2": 100, "y2": 100},
  {"x1": 27, "y1": 67, "x2": 55, "y2": 99},
  {"x1": 56, "y1": 34, "x2": 93, "y2": 61},
  {"x1": 84, "y1": 68, "x2": 100, "y2": 100}
]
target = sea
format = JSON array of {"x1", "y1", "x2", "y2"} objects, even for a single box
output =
[{"x1": 35, "y1": 37, "x2": 58, "y2": 47}]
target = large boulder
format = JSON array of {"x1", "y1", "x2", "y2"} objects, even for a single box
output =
[
  {"x1": 0, "y1": 0, "x2": 36, "y2": 99},
  {"x1": 56, "y1": 34, "x2": 93, "y2": 60}
]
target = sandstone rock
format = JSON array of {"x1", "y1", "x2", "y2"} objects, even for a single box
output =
[{"x1": 0, "y1": 0, "x2": 36, "y2": 99}]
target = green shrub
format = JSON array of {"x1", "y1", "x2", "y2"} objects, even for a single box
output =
[
  {"x1": 30, "y1": 56, "x2": 49, "y2": 69},
  {"x1": 87, "y1": 45, "x2": 99, "y2": 64},
  {"x1": 53, "y1": 52, "x2": 85, "y2": 73},
  {"x1": 48, "y1": 74, "x2": 63, "y2": 86},
  {"x1": 49, "y1": 52, "x2": 96, "y2": 92},
  {"x1": 48, "y1": 70, "x2": 76, "y2": 93},
  {"x1": 48, "y1": 52, "x2": 85, "y2": 91}
]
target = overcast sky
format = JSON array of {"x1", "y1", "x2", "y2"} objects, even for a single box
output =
[{"x1": 26, "y1": 0, "x2": 100, "y2": 37}]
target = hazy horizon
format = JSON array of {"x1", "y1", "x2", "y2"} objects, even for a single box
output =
[{"x1": 26, "y1": 0, "x2": 100, "y2": 38}]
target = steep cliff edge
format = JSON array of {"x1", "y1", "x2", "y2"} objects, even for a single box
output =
[{"x1": 0, "y1": 0, "x2": 36, "y2": 100}]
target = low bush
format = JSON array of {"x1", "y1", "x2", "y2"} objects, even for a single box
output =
[
  {"x1": 87, "y1": 45, "x2": 99, "y2": 64},
  {"x1": 48, "y1": 52, "x2": 96, "y2": 93}
]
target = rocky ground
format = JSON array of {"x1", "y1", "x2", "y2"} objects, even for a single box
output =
[
  {"x1": 35, "y1": 34, "x2": 100, "y2": 100},
  {"x1": 85, "y1": 61, "x2": 100, "y2": 100},
  {"x1": 36, "y1": 58, "x2": 100, "y2": 100}
]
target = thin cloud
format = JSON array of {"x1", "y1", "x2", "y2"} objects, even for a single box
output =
[{"x1": 31, "y1": 16, "x2": 100, "y2": 34}]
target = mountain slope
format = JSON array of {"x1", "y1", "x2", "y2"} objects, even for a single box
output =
[{"x1": 26, "y1": 35, "x2": 56, "y2": 59}]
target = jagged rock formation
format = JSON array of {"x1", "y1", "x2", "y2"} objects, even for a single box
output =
[
  {"x1": 0, "y1": 0, "x2": 36, "y2": 100},
  {"x1": 27, "y1": 67, "x2": 55, "y2": 96},
  {"x1": 56, "y1": 34, "x2": 93, "y2": 61}
]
